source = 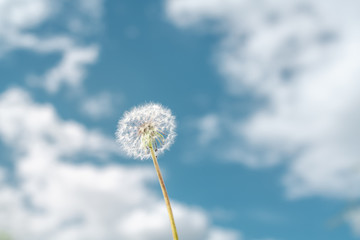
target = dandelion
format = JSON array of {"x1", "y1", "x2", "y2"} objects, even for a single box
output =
[
  {"x1": 116, "y1": 103, "x2": 176, "y2": 160},
  {"x1": 116, "y1": 103, "x2": 179, "y2": 240}
]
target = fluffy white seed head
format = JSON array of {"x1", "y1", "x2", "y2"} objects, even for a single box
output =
[{"x1": 116, "y1": 103, "x2": 176, "y2": 160}]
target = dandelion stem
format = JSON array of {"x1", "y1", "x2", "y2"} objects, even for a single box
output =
[{"x1": 149, "y1": 144, "x2": 179, "y2": 240}]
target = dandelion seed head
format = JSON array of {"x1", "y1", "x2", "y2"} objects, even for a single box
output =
[{"x1": 116, "y1": 103, "x2": 176, "y2": 160}]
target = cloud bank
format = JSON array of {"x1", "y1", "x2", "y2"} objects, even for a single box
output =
[
  {"x1": 166, "y1": 0, "x2": 360, "y2": 234},
  {"x1": 0, "y1": 88, "x2": 241, "y2": 240}
]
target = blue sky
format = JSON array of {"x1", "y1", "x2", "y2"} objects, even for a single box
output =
[{"x1": 0, "y1": 0, "x2": 360, "y2": 239}]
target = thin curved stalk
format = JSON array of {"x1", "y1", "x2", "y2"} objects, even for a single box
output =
[{"x1": 149, "y1": 145, "x2": 179, "y2": 240}]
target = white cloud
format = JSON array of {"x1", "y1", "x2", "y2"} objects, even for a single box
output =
[
  {"x1": 166, "y1": 0, "x2": 360, "y2": 204},
  {"x1": 208, "y1": 227, "x2": 241, "y2": 240},
  {"x1": 0, "y1": 88, "x2": 241, "y2": 240},
  {"x1": 197, "y1": 114, "x2": 220, "y2": 145},
  {"x1": 0, "y1": 0, "x2": 103, "y2": 93},
  {"x1": 80, "y1": 91, "x2": 120, "y2": 120},
  {"x1": 41, "y1": 45, "x2": 99, "y2": 93},
  {"x1": 166, "y1": 0, "x2": 244, "y2": 29},
  {"x1": 0, "y1": 88, "x2": 117, "y2": 158},
  {"x1": 344, "y1": 207, "x2": 360, "y2": 236},
  {"x1": 248, "y1": 209, "x2": 286, "y2": 225},
  {"x1": 0, "y1": 0, "x2": 51, "y2": 41}
]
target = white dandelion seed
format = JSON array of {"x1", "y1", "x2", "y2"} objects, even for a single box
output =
[{"x1": 116, "y1": 103, "x2": 176, "y2": 160}]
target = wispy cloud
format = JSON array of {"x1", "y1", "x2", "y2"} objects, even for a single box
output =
[
  {"x1": 0, "y1": 0, "x2": 102, "y2": 93},
  {"x1": 80, "y1": 91, "x2": 122, "y2": 120},
  {"x1": 166, "y1": 0, "x2": 360, "y2": 234},
  {"x1": 344, "y1": 207, "x2": 360, "y2": 236},
  {"x1": 39, "y1": 45, "x2": 99, "y2": 93}
]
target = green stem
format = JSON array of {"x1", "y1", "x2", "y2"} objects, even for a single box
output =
[{"x1": 149, "y1": 145, "x2": 179, "y2": 240}]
